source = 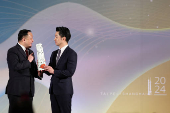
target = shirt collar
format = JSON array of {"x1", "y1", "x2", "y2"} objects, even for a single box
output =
[
  {"x1": 59, "y1": 45, "x2": 68, "y2": 51},
  {"x1": 18, "y1": 42, "x2": 26, "y2": 51},
  {"x1": 59, "y1": 45, "x2": 68, "y2": 55}
]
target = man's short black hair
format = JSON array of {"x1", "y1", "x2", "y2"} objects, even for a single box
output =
[
  {"x1": 18, "y1": 29, "x2": 31, "y2": 42},
  {"x1": 56, "y1": 27, "x2": 71, "y2": 43}
]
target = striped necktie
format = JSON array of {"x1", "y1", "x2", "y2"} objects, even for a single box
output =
[
  {"x1": 25, "y1": 49, "x2": 29, "y2": 58},
  {"x1": 56, "y1": 49, "x2": 61, "y2": 64}
]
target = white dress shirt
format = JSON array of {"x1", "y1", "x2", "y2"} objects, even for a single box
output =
[
  {"x1": 18, "y1": 42, "x2": 26, "y2": 52},
  {"x1": 56, "y1": 45, "x2": 68, "y2": 60}
]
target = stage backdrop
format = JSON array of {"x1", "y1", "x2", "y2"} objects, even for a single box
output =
[{"x1": 0, "y1": 0, "x2": 170, "y2": 113}]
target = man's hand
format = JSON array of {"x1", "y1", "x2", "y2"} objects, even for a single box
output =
[
  {"x1": 44, "y1": 65, "x2": 54, "y2": 74},
  {"x1": 28, "y1": 53, "x2": 34, "y2": 62}
]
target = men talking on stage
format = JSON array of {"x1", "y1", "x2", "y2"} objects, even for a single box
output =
[
  {"x1": 6, "y1": 29, "x2": 43, "y2": 113},
  {"x1": 44, "y1": 27, "x2": 77, "y2": 113}
]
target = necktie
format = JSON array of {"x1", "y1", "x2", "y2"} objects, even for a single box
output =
[
  {"x1": 25, "y1": 49, "x2": 29, "y2": 57},
  {"x1": 56, "y1": 49, "x2": 61, "y2": 65}
]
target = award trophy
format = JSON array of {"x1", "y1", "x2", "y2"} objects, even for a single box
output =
[{"x1": 36, "y1": 43, "x2": 46, "y2": 70}]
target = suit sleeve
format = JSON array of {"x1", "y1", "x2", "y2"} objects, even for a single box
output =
[
  {"x1": 31, "y1": 52, "x2": 42, "y2": 80},
  {"x1": 7, "y1": 48, "x2": 31, "y2": 71},
  {"x1": 54, "y1": 51, "x2": 77, "y2": 79},
  {"x1": 44, "y1": 51, "x2": 54, "y2": 76}
]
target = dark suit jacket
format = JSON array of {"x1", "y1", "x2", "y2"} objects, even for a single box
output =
[
  {"x1": 6, "y1": 43, "x2": 41, "y2": 97},
  {"x1": 46, "y1": 46, "x2": 77, "y2": 95}
]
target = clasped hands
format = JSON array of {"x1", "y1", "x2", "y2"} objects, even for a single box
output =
[
  {"x1": 37, "y1": 66, "x2": 54, "y2": 79},
  {"x1": 37, "y1": 65, "x2": 54, "y2": 76},
  {"x1": 37, "y1": 59, "x2": 54, "y2": 78}
]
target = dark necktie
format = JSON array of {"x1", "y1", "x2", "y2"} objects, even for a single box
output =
[
  {"x1": 56, "y1": 49, "x2": 61, "y2": 64},
  {"x1": 25, "y1": 49, "x2": 29, "y2": 58}
]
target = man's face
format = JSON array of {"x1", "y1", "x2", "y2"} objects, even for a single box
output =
[
  {"x1": 54, "y1": 31, "x2": 63, "y2": 46},
  {"x1": 24, "y1": 32, "x2": 34, "y2": 48}
]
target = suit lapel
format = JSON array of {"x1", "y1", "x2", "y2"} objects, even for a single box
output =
[
  {"x1": 28, "y1": 49, "x2": 33, "y2": 55},
  {"x1": 56, "y1": 46, "x2": 69, "y2": 67},
  {"x1": 52, "y1": 50, "x2": 58, "y2": 67},
  {"x1": 16, "y1": 44, "x2": 27, "y2": 59}
]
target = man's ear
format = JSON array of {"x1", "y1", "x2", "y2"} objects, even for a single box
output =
[
  {"x1": 62, "y1": 37, "x2": 66, "y2": 41},
  {"x1": 22, "y1": 38, "x2": 25, "y2": 42},
  {"x1": 22, "y1": 36, "x2": 26, "y2": 42}
]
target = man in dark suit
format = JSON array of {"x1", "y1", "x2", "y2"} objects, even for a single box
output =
[
  {"x1": 44, "y1": 27, "x2": 77, "y2": 113},
  {"x1": 6, "y1": 29, "x2": 43, "y2": 113}
]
